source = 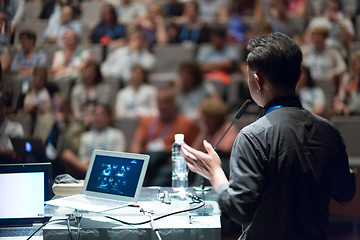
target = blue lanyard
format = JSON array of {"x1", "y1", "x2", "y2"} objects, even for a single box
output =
[{"x1": 265, "y1": 105, "x2": 282, "y2": 115}]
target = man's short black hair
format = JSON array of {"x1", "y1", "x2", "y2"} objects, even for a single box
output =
[
  {"x1": 19, "y1": 30, "x2": 37, "y2": 43},
  {"x1": 246, "y1": 32, "x2": 302, "y2": 90}
]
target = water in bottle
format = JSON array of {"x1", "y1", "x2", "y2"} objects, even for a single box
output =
[{"x1": 172, "y1": 134, "x2": 188, "y2": 192}]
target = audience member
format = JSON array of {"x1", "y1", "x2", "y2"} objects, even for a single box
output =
[
  {"x1": 191, "y1": 95, "x2": 238, "y2": 185},
  {"x1": 176, "y1": 61, "x2": 216, "y2": 120},
  {"x1": 101, "y1": 28, "x2": 155, "y2": 83},
  {"x1": 115, "y1": 0, "x2": 147, "y2": 25},
  {"x1": 39, "y1": 0, "x2": 80, "y2": 22},
  {"x1": 131, "y1": 86, "x2": 197, "y2": 186},
  {"x1": 0, "y1": 0, "x2": 24, "y2": 35},
  {"x1": 193, "y1": 95, "x2": 238, "y2": 157},
  {"x1": 134, "y1": 3, "x2": 168, "y2": 47},
  {"x1": 296, "y1": 66, "x2": 326, "y2": 116},
  {"x1": 0, "y1": 11, "x2": 9, "y2": 75},
  {"x1": 43, "y1": 6, "x2": 82, "y2": 46},
  {"x1": 198, "y1": 0, "x2": 227, "y2": 24},
  {"x1": 33, "y1": 94, "x2": 83, "y2": 176},
  {"x1": 51, "y1": 28, "x2": 92, "y2": 82},
  {"x1": 10, "y1": 30, "x2": 47, "y2": 82},
  {"x1": 302, "y1": 24, "x2": 346, "y2": 82},
  {"x1": 0, "y1": 91, "x2": 24, "y2": 163},
  {"x1": 334, "y1": 50, "x2": 360, "y2": 116},
  {"x1": 215, "y1": 6, "x2": 250, "y2": 44},
  {"x1": 172, "y1": 1, "x2": 210, "y2": 44},
  {"x1": 17, "y1": 66, "x2": 51, "y2": 116},
  {"x1": 269, "y1": 0, "x2": 303, "y2": 40},
  {"x1": 196, "y1": 26, "x2": 240, "y2": 85},
  {"x1": 90, "y1": 4, "x2": 127, "y2": 48},
  {"x1": 310, "y1": 0, "x2": 357, "y2": 18},
  {"x1": 62, "y1": 104, "x2": 126, "y2": 178},
  {"x1": 115, "y1": 64, "x2": 157, "y2": 119},
  {"x1": 305, "y1": 0, "x2": 355, "y2": 55},
  {"x1": 71, "y1": 61, "x2": 111, "y2": 129}
]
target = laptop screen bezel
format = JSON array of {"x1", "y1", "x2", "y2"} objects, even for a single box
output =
[
  {"x1": 0, "y1": 163, "x2": 52, "y2": 227},
  {"x1": 82, "y1": 150, "x2": 149, "y2": 202}
]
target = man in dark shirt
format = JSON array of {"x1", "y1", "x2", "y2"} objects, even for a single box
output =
[{"x1": 182, "y1": 32, "x2": 356, "y2": 239}]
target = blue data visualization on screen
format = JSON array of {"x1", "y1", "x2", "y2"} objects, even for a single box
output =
[{"x1": 86, "y1": 155, "x2": 144, "y2": 197}]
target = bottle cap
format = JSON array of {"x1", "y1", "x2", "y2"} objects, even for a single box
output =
[{"x1": 174, "y1": 134, "x2": 184, "y2": 142}]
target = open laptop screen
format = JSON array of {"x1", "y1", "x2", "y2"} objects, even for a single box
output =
[
  {"x1": 86, "y1": 154, "x2": 145, "y2": 198},
  {"x1": 0, "y1": 163, "x2": 52, "y2": 226}
]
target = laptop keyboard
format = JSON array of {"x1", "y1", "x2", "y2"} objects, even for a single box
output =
[{"x1": 47, "y1": 194, "x2": 130, "y2": 213}]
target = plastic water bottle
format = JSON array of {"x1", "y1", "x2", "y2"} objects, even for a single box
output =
[{"x1": 172, "y1": 134, "x2": 188, "y2": 192}]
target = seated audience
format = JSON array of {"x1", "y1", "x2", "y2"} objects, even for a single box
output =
[
  {"x1": 171, "y1": 1, "x2": 210, "y2": 44},
  {"x1": 305, "y1": 0, "x2": 355, "y2": 55},
  {"x1": 215, "y1": 6, "x2": 249, "y2": 44},
  {"x1": 115, "y1": 0, "x2": 147, "y2": 25},
  {"x1": 62, "y1": 104, "x2": 126, "y2": 178},
  {"x1": 39, "y1": 0, "x2": 80, "y2": 22},
  {"x1": 133, "y1": 3, "x2": 168, "y2": 47},
  {"x1": 176, "y1": 61, "x2": 216, "y2": 120},
  {"x1": 51, "y1": 28, "x2": 92, "y2": 82},
  {"x1": 198, "y1": 0, "x2": 228, "y2": 24},
  {"x1": 10, "y1": 30, "x2": 47, "y2": 82},
  {"x1": 296, "y1": 66, "x2": 326, "y2": 116},
  {"x1": 0, "y1": 0, "x2": 24, "y2": 35},
  {"x1": 0, "y1": 92, "x2": 24, "y2": 163},
  {"x1": 33, "y1": 94, "x2": 83, "y2": 176},
  {"x1": 43, "y1": 6, "x2": 82, "y2": 46},
  {"x1": 17, "y1": 66, "x2": 51, "y2": 116},
  {"x1": 71, "y1": 61, "x2": 111, "y2": 129},
  {"x1": 0, "y1": 11, "x2": 10, "y2": 75},
  {"x1": 191, "y1": 95, "x2": 238, "y2": 184},
  {"x1": 131, "y1": 86, "x2": 197, "y2": 186},
  {"x1": 101, "y1": 28, "x2": 155, "y2": 83},
  {"x1": 269, "y1": 0, "x2": 303, "y2": 40},
  {"x1": 90, "y1": 4, "x2": 127, "y2": 48},
  {"x1": 115, "y1": 64, "x2": 158, "y2": 119},
  {"x1": 334, "y1": 50, "x2": 360, "y2": 116},
  {"x1": 193, "y1": 95, "x2": 238, "y2": 154},
  {"x1": 302, "y1": 24, "x2": 346, "y2": 82},
  {"x1": 196, "y1": 26, "x2": 240, "y2": 85}
]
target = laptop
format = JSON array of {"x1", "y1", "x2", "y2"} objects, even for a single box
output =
[
  {"x1": 0, "y1": 163, "x2": 52, "y2": 227},
  {"x1": 45, "y1": 150, "x2": 150, "y2": 213},
  {"x1": 10, "y1": 138, "x2": 46, "y2": 163}
]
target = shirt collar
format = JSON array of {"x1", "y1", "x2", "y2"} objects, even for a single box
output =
[{"x1": 258, "y1": 95, "x2": 303, "y2": 118}]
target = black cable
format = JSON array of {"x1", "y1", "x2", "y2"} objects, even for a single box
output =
[
  {"x1": 105, "y1": 201, "x2": 205, "y2": 226},
  {"x1": 26, "y1": 218, "x2": 69, "y2": 240},
  {"x1": 67, "y1": 217, "x2": 74, "y2": 240}
]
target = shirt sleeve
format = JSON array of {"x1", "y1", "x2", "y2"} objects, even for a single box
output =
[
  {"x1": 10, "y1": 53, "x2": 21, "y2": 73},
  {"x1": 217, "y1": 131, "x2": 266, "y2": 225},
  {"x1": 11, "y1": 0, "x2": 25, "y2": 28}
]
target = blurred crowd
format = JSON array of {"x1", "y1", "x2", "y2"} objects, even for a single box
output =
[{"x1": 1, "y1": 0, "x2": 360, "y2": 182}]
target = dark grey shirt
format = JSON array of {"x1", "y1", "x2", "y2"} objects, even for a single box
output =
[{"x1": 218, "y1": 96, "x2": 355, "y2": 240}]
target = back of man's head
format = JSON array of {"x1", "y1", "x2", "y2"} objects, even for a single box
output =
[{"x1": 246, "y1": 32, "x2": 302, "y2": 91}]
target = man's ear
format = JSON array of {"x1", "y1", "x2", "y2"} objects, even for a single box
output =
[{"x1": 254, "y1": 72, "x2": 264, "y2": 92}]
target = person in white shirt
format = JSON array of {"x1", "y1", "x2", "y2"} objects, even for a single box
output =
[
  {"x1": 61, "y1": 104, "x2": 126, "y2": 178},
  {"x1": 78, "y1": 104, "x2": 126, "y2": 162},
  {"x1": 115, "y1": 64, "x2": 158, "y2": 118},
  {"x1": 20, "y1": 66, "x2": 51, "y2": 115},
  {"x1": 101, "y1": 28, "x2": 155, "y2": 83},
  {"x1": 302, "y1": 24, "x2": 346, "y2": 82}
]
